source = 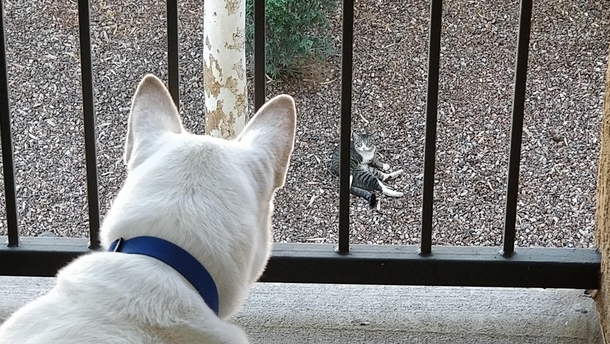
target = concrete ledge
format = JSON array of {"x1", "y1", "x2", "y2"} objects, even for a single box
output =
[{"x1": 0, "y1": 277, "x2": 602, "y2": 343}]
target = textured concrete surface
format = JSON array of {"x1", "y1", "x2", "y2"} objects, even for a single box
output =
[{"x1": 0, "y1": 277, "x2": 602, "y2": 343}]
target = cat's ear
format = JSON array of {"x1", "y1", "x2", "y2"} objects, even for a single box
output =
[
  {"x1": 124, "y1": 74, "x2": 184, "y2": 170},
  {"x1": 236, "y1": 95, "x2": 297, "y2": 189}
]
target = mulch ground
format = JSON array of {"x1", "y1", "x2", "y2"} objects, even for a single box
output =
[{"x1": 0, "y1": 0, "x2": 608, "y2": 249}]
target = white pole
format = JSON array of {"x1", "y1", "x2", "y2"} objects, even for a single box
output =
[{"x1": 203, "y1": 0, "x2": 248, "y2": 139}]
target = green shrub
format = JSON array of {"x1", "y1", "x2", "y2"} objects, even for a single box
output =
[{"x1": 245, "y1": 0, "x2": 338, "y2": 77}]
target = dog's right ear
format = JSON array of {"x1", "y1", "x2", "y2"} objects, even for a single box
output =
[
  {"x1": 236, "y1": 95, "x2": 297, "y2": 190},
  {"x1": 124, "y1": 74, "x2": 184, "y2": 170}
]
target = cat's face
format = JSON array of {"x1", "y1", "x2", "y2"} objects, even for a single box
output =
[{"x1": 354, "y1": 133, "x2": 375, "y2": 152}]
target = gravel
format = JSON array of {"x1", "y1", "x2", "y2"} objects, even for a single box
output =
[{"x1": 0, "y1": 0, "x2": 607, "y2": 249}]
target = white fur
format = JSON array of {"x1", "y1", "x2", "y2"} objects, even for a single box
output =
[
  {"x1": 378, "y1": 168, "x2": 404, "y2": 182},
  {"x1": 379, "y1": 180, "x2": 404, "y2": 197},
  {"x1": 0, "y1": 74, "x2": 297, "y2": 344},
  {"x1": 358, "y1": 148, "x2": 375, "y2": 164}
]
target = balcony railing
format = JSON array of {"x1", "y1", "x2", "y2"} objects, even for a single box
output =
[{"x1": 0, "y1": 0, "x2": 600, "y2": 289}]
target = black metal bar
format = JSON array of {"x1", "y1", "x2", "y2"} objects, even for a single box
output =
[
  {"x1": 502, "y1": 0, "x2": 532, "y2": 256},
  {"x1": 77, "y1": 0, "x2": 100, "y2": 250},
  {"x1": 262, "y1": 244, "x2": 600, "y2": 289},
  {"x1": 254, "y1": 0, "x2": 266, "y2": 111},
  {"x1": 0, "y1": 238, "x2": 599, "y2": 289},
  {"x1": 167, "y1": 0, "x2": 180, "y2": 109},
  {"x1": 338, "y1": 0, "x2": 354, "y2": 254},
  {"x1": 0, "y1": 237, "x2": 93, "y2": 276},
  {"x1": 420, "y1": 0, "x2": 443, "y2": 255},
  {"x1": 0, "y1": 1, "x2": 18, "y2": 247}
]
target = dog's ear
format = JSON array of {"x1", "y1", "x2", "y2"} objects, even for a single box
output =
[
  {"x1": 237, "y1": 95, "x2": 297, "y2": 189},
  {"x1": 124, "y1": 74, "x2": 184, "y2": 169}
]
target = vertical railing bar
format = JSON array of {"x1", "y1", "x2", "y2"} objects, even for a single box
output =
[
  {"x1": 502, "y1": 0, "x2": 532, "y2": 256},
  {"x1": 0, "y1": 0, "x2": 18, "y2": 247},
  {"x1": 254, "y1": 0, "x2": 266, "y2": 111},
  {"x1": 77, "y1": 0, "x2": 100, "y2": 249},
  {"x1": 420, "y1": 0, "x2": 443, "y2": 255},
  {"x1": 338, "y1": 0, "x2": 354, "y2": 254},
  {"x1": 167, "y1": 0, "x2": 180, "y2": 109}
]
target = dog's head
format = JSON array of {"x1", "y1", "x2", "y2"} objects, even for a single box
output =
[{"x1": 101, "y1": 74, "x2": 296, "y2": 317}]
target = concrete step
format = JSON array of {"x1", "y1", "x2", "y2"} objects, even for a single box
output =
[{"x1": 0, "y1": 277, "x2": 602, "y2": 343}]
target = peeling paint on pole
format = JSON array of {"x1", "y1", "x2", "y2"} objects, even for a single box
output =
[{"x1": 203, "y1": 0, "x2": 247, "y2": 139}]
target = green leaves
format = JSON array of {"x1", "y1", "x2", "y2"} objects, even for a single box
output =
[{"x1": 245, "y1": 0, "x2": 337, "y2": 77}]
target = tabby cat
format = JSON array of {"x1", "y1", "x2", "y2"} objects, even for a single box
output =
[{"x1": 330, "y1": 133, "x2": 403, "y2": 208}]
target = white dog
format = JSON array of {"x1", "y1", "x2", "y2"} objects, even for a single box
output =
[{"x1": 0, "y1": 75, "x2": 297, "y2": 343}]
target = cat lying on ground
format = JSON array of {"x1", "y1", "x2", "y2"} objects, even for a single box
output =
[{"x1": 331, "y1": 132, "x2": 403, "y2": 208}]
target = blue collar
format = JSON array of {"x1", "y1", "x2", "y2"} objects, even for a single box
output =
[{"x1": 108, "y1": 236, "x2": 219, "y2": 315}]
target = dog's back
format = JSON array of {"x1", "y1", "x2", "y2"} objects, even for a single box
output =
[{"x1": 0, "y1": 75, "x2": 297, "y2": 344}]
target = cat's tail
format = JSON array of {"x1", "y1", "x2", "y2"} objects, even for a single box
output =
[
  {"x1": 368, "y1": 193, "x2": 378, "y2": 208},
  {"x1": 350, "y1": 186, "x2": 378, "y2": 209}
]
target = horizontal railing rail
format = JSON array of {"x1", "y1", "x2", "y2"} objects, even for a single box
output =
[
  {"x1": 0, "y1": 237, "x2": 600, "y2": 289},
  {"x1": 0, "y1": 0, "x2": 601, "y2": 289}
]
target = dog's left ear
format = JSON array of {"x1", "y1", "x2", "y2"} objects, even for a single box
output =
[
  {"x1": 237, "y1": 95, "x2": 297, "y2": 189},
  {"x1": 124, "y1": 74, "x2": 184, "y2": 170}
]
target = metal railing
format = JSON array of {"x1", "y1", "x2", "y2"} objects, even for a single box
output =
[{"x1": 0, "y1": 0, "x2": 601, "y2": 289}]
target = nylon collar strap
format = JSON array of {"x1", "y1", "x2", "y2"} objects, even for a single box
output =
[{"x1": 108, "y1": 236, "x2": 219, "y2": 315}]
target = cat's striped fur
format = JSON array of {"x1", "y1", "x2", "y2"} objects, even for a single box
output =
[{"x1": 330, "y1": 133, "x2": 403, "y2": 208}]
